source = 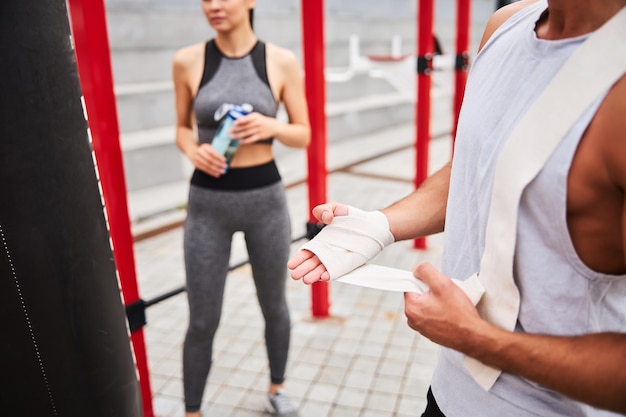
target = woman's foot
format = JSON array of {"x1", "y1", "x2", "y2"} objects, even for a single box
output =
[{"x1": 267, "y1": 389, "x2": 299, "y2": 417}]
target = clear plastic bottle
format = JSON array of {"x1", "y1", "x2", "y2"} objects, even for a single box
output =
[{"x1": 211, "y1": 103, "x2": 252, "y2": 165}]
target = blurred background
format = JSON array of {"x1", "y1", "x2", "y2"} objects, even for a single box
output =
[{"x1": 104, "y1": 0, "x2": 497, "y2": 233}]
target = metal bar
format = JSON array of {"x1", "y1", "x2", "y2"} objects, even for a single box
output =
[
  {"x1": 453, "y1": 0, "x2": 471, "y2": 142},
  {"x1": 144, "y1": 288, "x2": 186, "y2": 308},
  {"x1": 301, "y1": 0, "x2": 330, "y2": 318},
  {"x1": 414, "y1": 0, "x2": 435, "y2": 250}
]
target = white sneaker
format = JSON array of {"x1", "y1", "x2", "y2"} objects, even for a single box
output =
[{"x1": 266, "y1": 390, "x2": 300, "y2": 417}]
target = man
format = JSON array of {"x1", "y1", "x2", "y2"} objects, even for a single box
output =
[{"x1": 288, "y1": 0, "x2": 626, "y2": 415}]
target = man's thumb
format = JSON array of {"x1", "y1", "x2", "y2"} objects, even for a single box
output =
[{"x1": 413, "y1": 262, "x2": 444, "y2": 292}]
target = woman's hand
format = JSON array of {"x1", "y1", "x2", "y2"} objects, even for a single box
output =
[
  {"x1": 231, "y1": 112, "x2": 280, "y2": 144},
  {"x1": 191, "y1": 143, "x2": 227, "y2": 177}
]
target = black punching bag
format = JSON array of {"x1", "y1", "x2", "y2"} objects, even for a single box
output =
[{"x1": 0, "y1": 1, "x2": 142, "y2": 416}]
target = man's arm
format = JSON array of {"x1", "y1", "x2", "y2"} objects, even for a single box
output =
[
  {"x1": 382, "y1": 161, "x2": 451, "y2": 241},
  {"x1": 288, "y1": 0, "x2": 537, "y2": 281},
  {"x1": 288, "y1": 162, "x2": 452, "y2": 282},
  {"x1": 405, "y1": 263, "x2": 626, "y2": 415}
]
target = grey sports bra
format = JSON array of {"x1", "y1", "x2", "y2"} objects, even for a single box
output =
[{"x1": 193, "y1": 39, "x2": 278, "y2": 146}]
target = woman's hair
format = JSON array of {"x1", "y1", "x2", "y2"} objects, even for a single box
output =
[{"x1": 249, "y1": 8, "x2": 254, "y2": 30}]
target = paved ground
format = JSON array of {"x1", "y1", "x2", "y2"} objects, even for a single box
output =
[{"x1": 132, "y1": 117, "x2": 455, "y2": 417}]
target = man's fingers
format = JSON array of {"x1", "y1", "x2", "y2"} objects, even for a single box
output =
[
  {"x1": 412, "y1": 262, "x2": 448, "y2": 293},
  {"x1": 287, "y1": 250, "x2": 328, "y2": 284},
  {"x1": 287, "y1": 249, "x2": 314, "y2": 270},
  {"x1": 311, "y1": 204, "x2": 335, "y2": 223},
  {"x1": 311, "y1": 202, "x2": 349, "y2": 224},
  {"x1": 301, "y1": 263, "x2": 329, "y2": 284},
  {"x1": 403, "y1": 292, "x2": 422, "y2": 331},
  {"x1": 320, "y1": 210, "x2": 334, "y2": 224}
]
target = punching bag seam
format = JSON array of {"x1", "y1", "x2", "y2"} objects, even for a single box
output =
[{"x1": 0, "y1": 223, "x2": 59, "y2": 416}]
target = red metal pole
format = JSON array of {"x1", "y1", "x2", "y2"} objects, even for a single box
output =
[
  {"x1": 301, "y1": 0, "x2": 330, "y2": 317},
  {"x1": 414, "y1": 0, "x2": 435, "y2": 250},
  {"x1": 66, "y1": 1, "x2": 154, "y2": 416},
  {"x1": 452, "y1": 0, "x2": 471, "y2": 142}
]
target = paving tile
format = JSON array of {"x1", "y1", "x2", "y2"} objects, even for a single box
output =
[
  {"x1": 323, "y1": 351, "x2": 356, "y2": 370},
  {"x1": 317, "y1": 365, "x2": 349, "y2": 385},
  {"x1": 343, "y1": 369, "x2": 375, "y2": 390},
  {"x1": 335, "y1": 386, "x2": 369, "y2": 408},
  {"x1": 152, "y1": 395, "x2": 181, "y2": 417},
  {"x1": 330, "y1": 404, "x2": 363, "y2": 417},
  {"x1": 289, "y1": 362, "x2": 322, "y2": 381},
  {"x1": 364, "y1": 390, "x2": 399, "y2": 413},
  {"x1": 298, "y1": 399, "x2": 333, "y2": 417},
  {"x1": 371, "y1": 373, "x2": 404, "y2": 395},
  {"x1": 307, "y1": 381, "x2": 341, "y2": 405}
]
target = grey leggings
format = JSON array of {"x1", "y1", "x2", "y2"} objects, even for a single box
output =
[{"x1": 183, "y1": 182, "x2": 292, "y2": 412}]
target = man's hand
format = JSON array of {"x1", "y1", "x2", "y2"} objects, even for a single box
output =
[
  {"x1": 287, "y1": 250, "x2": 329, "y2": 283},
  {"x1": 405, "y1": 268, "x2": 626, "y2": 415},
  {"x1": 404, "y1": 263, "x2": 485, "y2": 351},
  {"x1": 311, "y1": 202, "x2": 349, "y2": 224},
  {"x1": 287, "y1": 202, "x2": 349, "y2": 283}
]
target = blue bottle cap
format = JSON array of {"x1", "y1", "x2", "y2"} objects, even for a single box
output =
[{"x1": 228, "y1": 104, "x2": 251, "y2": 120}]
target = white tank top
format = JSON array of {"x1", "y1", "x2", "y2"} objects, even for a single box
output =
[{"x1": 433, "y1": 2, "x2": 626, "y2": 416}]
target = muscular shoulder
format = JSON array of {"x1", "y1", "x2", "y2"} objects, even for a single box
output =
[
  {"x1": 478, "y1": 0, "x2": 541, "y2": 51},
  {"x1": 594, "y1": 74, "x2": 626, "y2": 188}
]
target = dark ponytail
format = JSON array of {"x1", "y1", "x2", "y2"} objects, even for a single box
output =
[{"x1": 249, "y1": 8, "x2": 254, "y2": 30}]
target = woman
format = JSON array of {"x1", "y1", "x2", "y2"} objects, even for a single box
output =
[{"x1": 172, "y1": 0, "x2": 310, "y2": 415}]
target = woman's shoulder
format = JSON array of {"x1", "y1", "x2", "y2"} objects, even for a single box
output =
[
  {"x1": 264, "y1": 42, "x2": 299, "y2": 69},
  {"x1": 173, "y1": 42, "x2": 206, "y2": 68}
]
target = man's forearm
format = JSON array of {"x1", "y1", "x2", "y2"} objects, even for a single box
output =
[
  {"x1": 382, "y1": 161, "x2": 451, "y2": 241},
  {"x1": 467, "y1": 324, "x2": 626, "y2": 414}
]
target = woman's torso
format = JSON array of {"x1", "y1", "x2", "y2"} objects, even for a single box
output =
[{"x1": 192, "y1": 39, "x2": 279, "y2": 169}]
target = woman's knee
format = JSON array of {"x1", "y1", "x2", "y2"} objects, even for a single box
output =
[
  {"x1": 187, "y1": 314, "x2": 221, "y2": 338},
  {"x1": 260, "y1": 300, "x2": 290, "y2": 323}
]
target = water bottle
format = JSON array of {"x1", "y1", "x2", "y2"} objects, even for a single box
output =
[{"x1": 211, "y1": 103, "x2": 252, "y2": 165}]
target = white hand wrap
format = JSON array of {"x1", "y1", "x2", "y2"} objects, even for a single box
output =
[
  {"x1": 300, "y1": 206, "x2": 395, "y2": 280},
  {"x1": 335, "y1": 265, "x2": 485, "y2": 306}
]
